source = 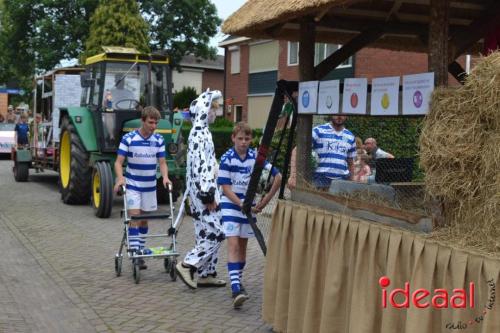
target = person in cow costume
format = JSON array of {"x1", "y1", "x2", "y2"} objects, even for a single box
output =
[{"x1": 175, "y1": 89, "x2": 226, "y2": 289}]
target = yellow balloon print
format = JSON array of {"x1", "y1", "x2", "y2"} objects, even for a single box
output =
[{"x1": 381, "y1": 93, "x2": 390, "y2": 109}]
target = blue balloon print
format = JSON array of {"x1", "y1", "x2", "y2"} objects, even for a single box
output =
[{"x1": 302, "y1": 90, "x2": 310, "y2": 108}]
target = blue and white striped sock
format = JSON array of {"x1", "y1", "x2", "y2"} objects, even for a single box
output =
[
  {"x1": 239, "y1": 261, "x2": 246, "y2": 282},
  {"x1": 228, "y1": 262, "x2": 240, "y2": 293},
  {"x1": 128, "y1": 227, "x2": 140, "y2": 251},
  {"x1": 138, "y1": 226, "x2": 148, "y2": 250}
]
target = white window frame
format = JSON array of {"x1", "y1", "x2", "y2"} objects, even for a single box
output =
[
  {"x1": 287, "y1": 41, "x2": 299, "y2": 66},
  {"x1": 314, "y1": 43, "x2": 352, "y2": 68},
  {"x1": 234, "y1": 105, "x2": 243, "y2": 122},
  {"x1": 230, "y1": 46, "x2": 240, "y2": 74}
]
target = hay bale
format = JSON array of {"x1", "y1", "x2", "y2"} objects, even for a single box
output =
[{"x1": 420, "y1": 51, "x2": 500, "y2": 255}]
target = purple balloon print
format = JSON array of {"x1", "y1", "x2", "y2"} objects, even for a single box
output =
[{"x1": 413, "y1": 90, "x2": 423, "y2": 108}]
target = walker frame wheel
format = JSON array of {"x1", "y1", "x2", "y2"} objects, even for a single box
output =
[
  {"x1": 114, "y1": 254, "x2": 123, "y2": 277},
  {"x1": 133, "y1": 260, "x2": 141, "y2": 284},
  {"x1": 169, "y1": 259, "x2": 177, "y2": 281},
  {"x1": 164, "y1": 257, "x2": 171, "y2": 273}
]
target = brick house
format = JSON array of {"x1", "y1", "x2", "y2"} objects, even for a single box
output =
[
  {"x1": 172, "y1": 54, "x2": 224, "y2": 96},
  {"x1": 219, "y1": 36, "x2": 467, "y2": 128}
]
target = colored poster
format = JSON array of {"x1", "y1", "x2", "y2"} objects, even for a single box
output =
[
  {"x1": 371, "y1": 76, "x2": 400, "y2": 116},
  {"x1": 298, "y1": 81, "x2": 319, "y2": 114},
  {"x1": 342, "y1": 78, "x2": 367, "y2": 115},
  {"x1": 402, "y1": 72, "x2": 434, "y2": 115},
  {"x1": 317, "y1": 80, "x2": 340, "y2": 114}
]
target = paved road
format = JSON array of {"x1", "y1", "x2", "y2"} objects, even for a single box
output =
[{"x1": 0, "y1": 160, "x2": 272, "y2": 333}]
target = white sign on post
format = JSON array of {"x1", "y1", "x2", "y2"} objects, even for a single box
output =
[
  {"x1": 342, "y1": 78, "x2": 367, "y2": 114},
  {"x1": 298, "y1": 81, "x2": 319, "y2": 114},
  {"x1": 371, "y1": 76, "x2": 400, "y2": 116},
  {"x1": 53, "y1": 74, "x2": 83, "y2": 142},
  {"x1": 317, "y1": 80, "x2": 340, "y2": 115},
  {"x1": 402, "y1": 72, "x2": 434, "y2": 115}
]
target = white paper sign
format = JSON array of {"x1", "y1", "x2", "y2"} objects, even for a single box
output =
[
  {"x1": 317, "y1": 80, "x2": 340, "y2": 114},
  {"x1": 53, "y1": 74, "x2": 83, "y2": 142},
  {"x1": 298, "y1": 81, "x2": 319, "y2": 114},
  {"x1": 342, "y1": 78, "x2": 367, "y2": 114},
  {"x1": 402, "y1": 72, "x2": 434, "y2": 115},
  {"x1": 371, "y1": 76, "x2": 400, "y2": 116}
]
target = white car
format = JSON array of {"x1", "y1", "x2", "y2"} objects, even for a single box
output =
[{"x1": 0, "y1": 123, "x2": 16, "y2": 154}]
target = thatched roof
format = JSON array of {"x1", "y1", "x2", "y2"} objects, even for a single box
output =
[{"x1": 223, "y1": 0, "x2": 497, "y2": 53}]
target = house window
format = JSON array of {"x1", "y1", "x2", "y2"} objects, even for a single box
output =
[
  {"x1": 230, "y1": 47, "x2": 240, "y2": 74},
  {"x1": 314, "y1": 43, "x2": 352, "y2": 68},
  {"x1": 248, "y1": 71, "x2": 278, "y2": 95},
  {"x1": 288, "y1": 42, "x2": 299, "y2": 66},
  {"x1": 234, "y1": 105, "x2": 243, "y2": 122}
]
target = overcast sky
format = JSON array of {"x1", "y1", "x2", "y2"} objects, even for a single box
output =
[{"x1": 210, "y1": 0, "x2": 246, "y2": 54}]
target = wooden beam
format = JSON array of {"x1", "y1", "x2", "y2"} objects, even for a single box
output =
[
  {"x1": 317, "y1": 16, "x2": 427, "y2": 36},
  {"x1": 315, "y1": 29, "x2": 383, "y2": 80},
  {"x1": 386, "y1": 0, "x2": 403, "y2": 21},
  {"x1": 315, "y1": 5, "x2": 333, "y2": 22},
  {"x1": 296, "y1": 17, "x2": 315, "y2": 185},
  {"x1": 449, "y1": 1, "x2": 500, "y2": 61},
  {"x1": 396, "y1": 0, "x2": 484, "y2": 11},
  {"x1": 428, "y1": 0, "x2": 449, "y2": 86},
  {"x1": 448, "y1": 61, "x2": 467, "y2": 84},
  {"x1": 333, "y1": 7, "x2": 472, "y2": 25},
  {"x1": 265, "y1": 23, "x2": 286, "y2": 38}
]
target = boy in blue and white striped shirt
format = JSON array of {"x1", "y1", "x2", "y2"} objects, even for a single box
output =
[
  {"x1": 312, "y1": 115, "x2": 356, "y2": 189},
  {"x1": 114, "y1": 106, "x2": 171, "y2": 269},
  {"x1": 218, "y1": 122, "x2": 282, "y2": 308}
]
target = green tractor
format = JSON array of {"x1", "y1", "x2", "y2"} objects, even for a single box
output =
[{"x1": 14, "y1": 47, "x2": 186, "y2": 218}]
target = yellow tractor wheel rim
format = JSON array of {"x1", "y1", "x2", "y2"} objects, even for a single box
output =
[
  {"x1": 60, "y1": 131, "x2": 71, "y2": 188},
  {"x1": 93, "y1": 170, "x2": 101, "y2": 208}
]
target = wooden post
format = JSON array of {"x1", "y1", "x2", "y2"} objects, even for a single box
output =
[
  {"x1": 296, "y1": 17, "x2": 315, "y2": 185},
  {"x1": 428, "y1": 0, "x2": 449, "y2": 86}
]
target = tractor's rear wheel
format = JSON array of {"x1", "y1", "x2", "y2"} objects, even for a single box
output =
[
  {"x1": 59, "y1": 117, "x2": 91, "y2": 204},
  {"x1": 92, "y1": 161, "x2": 113, "y2": 218}
]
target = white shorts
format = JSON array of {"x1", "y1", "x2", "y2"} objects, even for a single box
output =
[
  {"x1": 126, "y1": 189, "x2": 157, "y2": 212},
  {"x1": 223, "y1": 222, "x2": 255, "y2": 238}
]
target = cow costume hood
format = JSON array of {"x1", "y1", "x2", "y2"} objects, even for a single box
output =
[
  {"x1": 186, "y1": 89, "x2": 223, "y2": 203},
  {"x1": 189, "y1": 89, "x2": 223, "y2": 128}
]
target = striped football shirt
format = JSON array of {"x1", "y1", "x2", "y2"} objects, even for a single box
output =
[
  {"x1": 117, "y1": 130, "x2": 166, "y2": 192},
  {"x1": 217, "y1": 148, "x2": 279, "y2": 224},
  {"x1": 312, "y1": 123, "x2": 356, "y2": 179}
]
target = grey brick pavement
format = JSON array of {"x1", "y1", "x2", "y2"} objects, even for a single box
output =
[{"x1": 0, "y1": 160, "x2": 274, "y2": 333}]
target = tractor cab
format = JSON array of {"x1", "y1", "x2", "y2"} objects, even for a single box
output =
[{"x1": 81, "y1": 46, "x2": 174, "y2": 152}]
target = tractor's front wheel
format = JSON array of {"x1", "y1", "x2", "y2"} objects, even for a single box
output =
[
  {"x1": 59, "y1": 117, "x2": 91, "y2": 204},
  {"x1": 92, "y1": 161, "x2": 113, "y2": 218}
]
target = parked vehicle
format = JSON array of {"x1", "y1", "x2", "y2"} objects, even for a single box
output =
[
  {"x1": 0, "y1": 123, "x2": 16, "y2": 155},
  {"x1": 12, "y1": 46, "x2": 186, "y2": 218}
]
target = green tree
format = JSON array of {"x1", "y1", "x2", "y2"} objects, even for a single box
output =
[
  {"x1": 83, "y1": 0, "x2": 150, "y2": 60},
  {"x1": 173, "y1": 86, "x2": 198, "y2": 109},
  {"x1": 0, "y1": 0, "x2": 99, "y2": 78},
  {"x1": 139, "y1": 0, "x2": 221, "y2": 66},
  {"x1": 0, "y1": 0, "x2": 221, "y2": 91}
]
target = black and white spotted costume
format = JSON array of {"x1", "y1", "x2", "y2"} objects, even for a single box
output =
[{"x1": 183, "y1": 90, "x2": 225, "y2": 277}]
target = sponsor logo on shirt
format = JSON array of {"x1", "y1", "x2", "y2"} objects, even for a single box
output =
[
  {"x1": 133, "y1": 152, "x2": 156, "y2": 158},
  {"x1": 233, "y1": 180, "x2": 249, "y2": 186}
]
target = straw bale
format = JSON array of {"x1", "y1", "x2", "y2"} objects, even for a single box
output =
[{"x1": 420, "y1": 51, "x2": 500, "y2": 255}]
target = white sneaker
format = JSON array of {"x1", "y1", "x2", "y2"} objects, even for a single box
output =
[{"x1": 232, "y1": 291, "x2": 249, "y2": 309}]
